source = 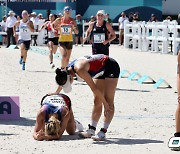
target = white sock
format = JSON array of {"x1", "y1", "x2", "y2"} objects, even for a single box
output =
[
  {"x1": 91, "y1": 120, "x2": 98, "y2": 128},
  {"x1": 103, "y1": 122, "x2": 110, "y2": 130}
]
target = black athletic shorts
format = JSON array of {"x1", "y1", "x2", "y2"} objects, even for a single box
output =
[
  {"x1": 92, "y1": 44, "x2": 110, "y2": 56},
  {"x1": 18, "y1": 39, "x2": 31, "y2": 50},
  {"x1": 48, "y1": 37, "x2": 59, "y2": 45},
  {"x1": 95, "y1": 57, "x2": 120, "y2": 79},
  {"x1": 59, "y1": 42, "x2": 73, "y2": 50}
]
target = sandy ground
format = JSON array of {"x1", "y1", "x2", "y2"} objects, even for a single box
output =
[{"x1": 0, "y1": 44, "x2": 178, "y2": 154}]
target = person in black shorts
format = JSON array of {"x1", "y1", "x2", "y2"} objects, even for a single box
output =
[
  {"x1": 39, "y1": 14, "x2": 59, "y2": 68},
  {"x1": 75, "y1": 14, "x2": 83, "y2": 46},
  {"x1": 13, "y1": 10, "x2": 34, "y2": 71},
  {"x1": 50, "y1": 54, "x2": 120, "y2": 141},
  {"x1": 84, "y1": 10, "x2": 116, "y2": 56},
  {"x1": 52, "y1": 6, "x2": 78, "y2": 69}
]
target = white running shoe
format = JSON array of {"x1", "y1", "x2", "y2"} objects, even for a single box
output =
[
  {"x1": 91, "y1": 131, "x2": 106, "y2": 141},
  {"x1": 79, "y1": 129, "x2": 95, "y2": 138},
  {"x1": 75, "y1": 120, "x2": 84, "y2": 132}
]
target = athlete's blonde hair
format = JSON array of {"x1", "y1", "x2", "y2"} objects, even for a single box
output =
[{"x1": 45, "y1": 115, "x2": 60, "y2": 136}]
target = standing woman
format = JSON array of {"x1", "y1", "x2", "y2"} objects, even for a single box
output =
[
  {"x1": 84, "y1": 10, "x2": 116, "y2": 56},
  {"x1": 39, "y1": 14, "x2": 59, "y2": 69},
  {"x1": 13, "y1": 10, "x2": 34, "y2": 71},
  {"x1": 52, "y1": 6, "x2": 78, "y2": 69},
  {"x1": 52, "y1": 54, "x2": 120, "y2": 141}
]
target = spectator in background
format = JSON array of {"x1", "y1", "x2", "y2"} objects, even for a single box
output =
[
  {"x1": 104, "y1": 13, "x2": 113, "y2": 24},
  {"x1": 166, "y1": 16, "x2": 172, "y2": 21},
  {"x1": 1, "y1": 16, "x2": 7, "y2": 46},
  {"x1": 6, "y1": 10, "x2": 17, "y2": 48},
  {"x1": 57, "y1": 13, "x2": 63, "y2": 19},
  {"x1": 118, "y1": 12, "x2": 128, "y2": 46},
  {"x1": 89, "y1": 16, "x2": 96, "y2": 23},
  {"x1": 128, "y1": 12, "x2": 134, "y2": 22},
  {"x1": 75, "y1": 14, "x2": 83, "y2": 46},
  {"x1": 30, "y1": 12, "x2": 39, "y2": 46},
  {"x1": 38, "y1": 13, "x2": 44, "y2": 20},
  {"x1": 133, "y1": 13, "x2": 140, "y2": 22},
  {"x1": 149, "y1": 14, "x2": 158, "y2": 22},
  {"x1": 46, "y1": 9, "x2": 51, "y2": 22},
  {"x1": 14, "y1": 15, "x2": 21, "y2": 45}
]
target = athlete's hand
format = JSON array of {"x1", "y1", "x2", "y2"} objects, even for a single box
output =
[
  {"x1": 70, "y1": 21, "x2": 76, "y2": 30},
  {"x1": 36, "y1": 130, "x2": 45, "y2": 141},
  {"x1": 13, "y1": 33, "x2": 16, "y2": 38},
  {"x1": 83, "y1": 37, "x2": 88, "y2": 43},
  {"x1": 102, "y1": 40, "x2": 109, "y2": 45}
]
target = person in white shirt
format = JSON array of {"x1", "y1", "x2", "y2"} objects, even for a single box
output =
[
  {"x1": 13, "y1": 10, "x2": 34, "y2": 71},
  {"x1": 6, "y1": 10, "x2": 17, "y2": 48},
  {"x1": 30, "y1": 12, "x2": 39, "y2": 46},
  {"x1": 1, "y1": 16, "x2": 7, "y2": 46},
  {"x1": 118, "y1": 12, "x2": 128, "y2": 45}
]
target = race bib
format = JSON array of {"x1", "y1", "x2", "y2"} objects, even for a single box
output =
[
  {"x1": 19, "y1": 26, "x2": 29, "y2": 33},
  {"x1": 48, "y1": 31, "x2": 54, "y2": 38},
  {"x1": 93, "y1": 33, "x2": 105, "y2": 43},
  {"x1": 61, "y1": 25, "x2": 71, "y2": 35}
]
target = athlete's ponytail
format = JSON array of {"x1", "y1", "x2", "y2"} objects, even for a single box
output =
[{"x1": 55, "y1": 68, "x2": 68, "y2": 86}]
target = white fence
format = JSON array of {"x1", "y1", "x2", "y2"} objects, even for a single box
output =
[{"x1": 124, "y1": 20, "x2": 180, "y2": 55}]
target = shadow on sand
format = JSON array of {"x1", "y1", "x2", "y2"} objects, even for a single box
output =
[
  {"x1": 116, "y1": 88, "x2": 150, "y2": 93},
  {"x1": 0, "y1": 117, "x2": 35, "y2": 126},
  {"x1": 92, "y1": 138, "x2": 163, "y2": 145}
]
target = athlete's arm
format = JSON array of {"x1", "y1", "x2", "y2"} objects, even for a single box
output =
[
  {"x1": 48, "y1": 86, "x2": 62, "y2": 96},
  {"x1": 52, "y1": 18, "x2": 61, "y2": 30},
  {"x1": 38, "y1": 21, "x2": 48, "y2": 32},
  {"x1": 103, "y1": 22, "x2": 116, "y2": 45},
  {"x1": 33, "y1": 108, "x2": 45, "y2": 141},
  {"x1": 27, "y1": 21, "x2": 34, "y2": 32},
  {"x1": 13, "y1": 21, "x2": 20, "y2": 37},
  {"x1": 83, "y1": 22, "x2": 94, "y2": 42},
  {"x1": 71, "y1": 19, "x2": 78, "y2": 35},
  {"x1": 58, "y1": 107, "x2": 70, "y2": 138}
]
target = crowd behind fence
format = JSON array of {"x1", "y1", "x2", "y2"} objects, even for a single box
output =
[{"x1": 0, "y1": 18, "x2": 179, "y2": 55}]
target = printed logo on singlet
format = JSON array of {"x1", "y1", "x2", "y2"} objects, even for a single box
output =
[{"x1": 43, "y1": 96, "x2": 66, "y2": 107}]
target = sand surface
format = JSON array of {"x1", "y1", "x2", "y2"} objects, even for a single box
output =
[{"x1": 0, "y1": 45, "x2": 178, "y2": 154}]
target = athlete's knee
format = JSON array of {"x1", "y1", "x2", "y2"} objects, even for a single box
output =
[
  {"x1": 178, "y1": 96, "x2": 180, "y2": 104},
  {"x1": 93, "y1": 98, "x2": 103, "y2": 107}
]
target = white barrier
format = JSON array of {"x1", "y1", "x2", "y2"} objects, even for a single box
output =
[{"x1": 124, "y1": 20, "x2": 180, "y2": 55}]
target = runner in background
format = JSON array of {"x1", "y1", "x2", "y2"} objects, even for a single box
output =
[
  {"x1": 13, "y1": 10, "x2": 34, "y2": 71},
  {"x1": 52, "y1": 6, "x2": 78, "y2": 69},
  {"x1": 39, "y1": 14, "x2": 59, "y2": 69},
  {"x1": 84, "y1": 10, "x2": 116, "y2": 56}
]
